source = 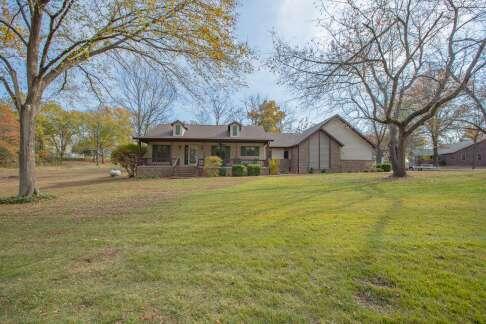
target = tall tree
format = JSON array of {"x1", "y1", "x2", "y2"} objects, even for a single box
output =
[
  {"x1": 194, "y1": 88, "x2": 243, "y2": 125},
  {"x1": 117, "y1": 60, "x2": 176, "y2": 137},
  {"x1": 247, "y1": 100, "x2": 286, "y2": 133},
  {"x1": 0, "y1": 102, "x2": 19, "y2": 165},
  {"x1": 0, "y1": 0, "x2": 249, "y2": 197},
  {"x1": 363, "y1": 120, "x2": 388, "y2": 164},
  {"x1": 271, "y1": 0, "x2": 485, "y2": 177},
  {"x1": 423, "y1": 105, "x2": 465, "y2": 166},
  {"x1": 37, "y1": 102, "x2": 81, "y2": 162},
  {"x1": 75, "y1": 106, "x2": 132, "y2": 165}
]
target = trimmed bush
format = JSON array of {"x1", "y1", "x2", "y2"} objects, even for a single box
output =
[
  {"x1": 111, "y1": 144, "x2": 147, "y2": 177},
  {"x1": 247, "y1": 164, "x2": 261, "y2": 176},
  {"x1": 204, "y1": 156, "x2": 222, "y2": 177},
  {"x1": 232, "y1": 164, "x2": 247, "y2": 177},
  {"x1": 269, "y1": 159, "x2": 280, "y2": 175},
  {"x1": 377, "y1": 163, "x2": 391, "y2": 172}
]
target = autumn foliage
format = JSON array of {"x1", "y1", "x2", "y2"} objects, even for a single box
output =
[{"x1": 0, "y1": 103, "x2": 19, "y2": 165}]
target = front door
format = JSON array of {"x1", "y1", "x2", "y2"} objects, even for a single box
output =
[{"x1": 184, "y1": 145, "x2": 198, "y2": 166}]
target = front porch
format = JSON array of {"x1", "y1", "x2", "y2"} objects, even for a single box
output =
[{"x1": 135, "y1": 141, "x2": 269, "y2": 177}]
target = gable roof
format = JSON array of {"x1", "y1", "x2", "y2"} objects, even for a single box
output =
[
  {"x1": 439, "y1": 136, "x2": 486, "y2": 154},
  {"x1": 269, "y1": 115, "x2": 374, "y2": 148},
  {"x1": 135, "y1": 123, "x2": 272, "y2": 142}
]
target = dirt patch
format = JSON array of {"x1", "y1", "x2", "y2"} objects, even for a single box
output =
[
  {"x1": 355, "y1": 275, "x2": 398, "y2": 311},
  {"x1": 139, "y1": 307, "x2": 176, "y2": 322},
  {"x1": 70, "y1": 247, "x2": 120, "y2": 274},
  {"x1": 355, "y1": 288, "x2": 393, "y2": 311}
]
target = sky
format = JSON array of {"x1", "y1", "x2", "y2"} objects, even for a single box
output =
[{"x1": 177, "y1": 0, "x2": 325, "y2": 121}]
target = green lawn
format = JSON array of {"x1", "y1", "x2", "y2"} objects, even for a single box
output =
[{"x1": 1, "y1": 165, "x2": 485, "y2": 322}]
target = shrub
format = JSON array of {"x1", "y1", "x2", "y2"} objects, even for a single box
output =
[
  {"x1": 111, "y1": 143, "x2": 147, "y2": 177},
  {"x1": 247, "y1": 164, "x2": 261, "y2": 176},
  {"x1": 232, "y1": 164, "x2": 247, "y2": 177},
  {"x1": 204, "y1": 156, "x2": 222, "y2": 177},
  {"x1": 380, "y1": 164, "x2": 391, "y2": 172},
  {"x1": 308, "y1": 167, "x2": 314, "y2": 174},
  {"x1": 219, "y1": 167, "x2": 229, "y2": 176},
  {"x1": 269, "y1": 159, "x2": 280, "y2": 175}
]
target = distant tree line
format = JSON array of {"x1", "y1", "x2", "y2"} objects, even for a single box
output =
[{"x1": 0, "y1": 101, "x2": 132, "y2": 166}]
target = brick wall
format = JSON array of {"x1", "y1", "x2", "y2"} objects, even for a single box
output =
[
  {"x1": 340, "y1": 160, "x2": 373, "y2": 172},
  {"x1": 136, "y1": 166, "x2": 174, "y2": 178}
]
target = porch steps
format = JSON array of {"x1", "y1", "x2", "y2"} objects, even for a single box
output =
[{"x1": 173, "y1": 167, "x2": 198, "y2": 178}]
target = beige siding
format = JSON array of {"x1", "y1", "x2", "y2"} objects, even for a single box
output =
[
  {"x1": 309, "y1": 132, "x2": 319, "y2": 170},
  {"x1": 319, "y1": 132, "x2": 330, "y2": 169},
  {"x1": 271, "y1": 148, "x2": 285, "y2": 159},
  {"x1": 298, "y1": 139, "x2": 309, "y2": 172},
  {"x1": 323, "y1": 119, "x2": 373, "y2": 161}
]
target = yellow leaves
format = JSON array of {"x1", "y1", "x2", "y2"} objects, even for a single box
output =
[{"x1": 0, "y1": 25, "x2": 15, "y2": 43}]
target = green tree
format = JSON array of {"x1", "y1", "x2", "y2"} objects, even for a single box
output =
[
  {"x1": 247, "y1": 100, "x2": 286, "y2": 133},
  {"x1": 111, "y1": 143, "x2": 147, "y2": 177},
  {"x1": 75, "y1": 107, "x2": 132, "y2": 165},
  {"x1": 37, "y1": 102, "x2": 82, "y2": 162},
  {"x1": 0, "y1": 0, "x2": 249, "y2": 197}
]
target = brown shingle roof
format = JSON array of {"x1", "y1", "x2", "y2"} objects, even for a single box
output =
[
  {"x1": 269, "y1": 115, "x2": 370, "y2": 148},
  {"x1": 135, "y1": 124, "x2": 272, "y2": 142}
]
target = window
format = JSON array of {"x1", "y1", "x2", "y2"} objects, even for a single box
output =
[
  {"x1": 461, "y1": 152, "x2": 466, "y2": 160},
  {"x1": 232, "y1": 125, "x2": 238, "y2": 136},
  {"x1": 478, "y1": 153, "x2": 482, "y2": 161},
  {"x1": 152, "y1": 145, "x2": 171, "y2": 162},
  {"x1": 175, "y1": 124, "x2": 181, "y2": 136},
  {"x1": 241, "y1": 146, "x2": 260, "y2": 157},
  {"x1": 284, "y1": 150, "x2": 289, "y2": 159}
]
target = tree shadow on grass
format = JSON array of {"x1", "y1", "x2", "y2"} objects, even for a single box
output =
[{"x1": 43, "y1": 176, "x2": 133, "y2": 190}]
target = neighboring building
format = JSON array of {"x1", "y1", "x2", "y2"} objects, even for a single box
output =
[
  {"x1": 439, "y1": 137, "x2": 486, "y2": 167},
  {"x1": 412, "y1": 136, "x2": 486, "y2": 167},
  {"x1": 269, "y1": 115, "x2": 375, "y2": 173},
  {"x1": 134, "y1": 115, "x2": 375, "y2": 177}
]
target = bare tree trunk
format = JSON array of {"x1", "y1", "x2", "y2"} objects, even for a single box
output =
[
  {"x1": 18, "y1": 102, "x2": 39, "y2": 197},
  {"x1": 388, "y1": 125, "x2": 407, "y2": 177},
  {"x1": 432, "y1": 135, "x2": 439, "y2": 167}
]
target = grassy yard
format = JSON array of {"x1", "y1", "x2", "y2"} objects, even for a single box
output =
[{"x1": 1, "y1": 164, "x2": 485, "y2": 322}]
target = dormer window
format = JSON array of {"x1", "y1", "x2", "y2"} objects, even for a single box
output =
[
  {"x1": 228, "y1": 121, "x2": 241, "y2": 137},
  {"x1": 171, "y1": 120, "x2": 186, "y2": 136}
]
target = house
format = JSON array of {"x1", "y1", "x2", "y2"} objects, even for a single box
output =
[
  {"x1": 269, "y1": 115, "x2": 375, "y2": 173},
  {"x1": 412, "y1": 136, "x2": 486, "y2": 167},
  {"x1": 439, "y1": 137, "x2": 486, "y2": 167},
  {"x1": 134, "y1": 115, "x2": 375, "y2": 177},
  {"x1": 134, "y1": 120, "x2": 273, "y2": 177}
]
